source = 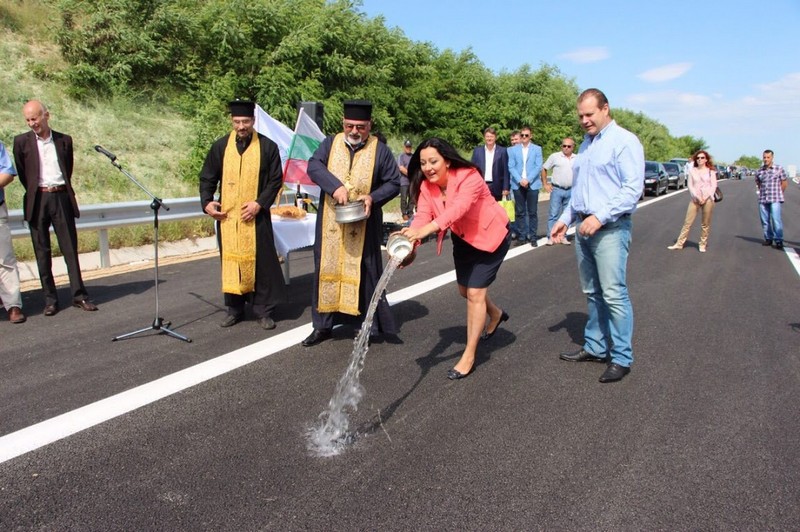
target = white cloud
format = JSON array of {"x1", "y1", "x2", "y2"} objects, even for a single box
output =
[
  {"x1": 627, "y1": 91, "x2": 711, "y2": 108},
  {"x1": 558, "y1": 47, "x2": 609, "y2": 64},
  {"x1": 622, "y1": 73, "x2": 800, "y2": 163},
  {"x1": 637, "y1": 63, "x2": 693, "y2": 83}
]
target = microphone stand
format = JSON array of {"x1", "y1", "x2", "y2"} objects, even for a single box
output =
[{"x1": 98, "y1": 151, "x2": 191, "y2": 343}]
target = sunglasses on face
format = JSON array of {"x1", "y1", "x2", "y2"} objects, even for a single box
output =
[
  {"x1": 562, "y1": 144, "x2": 574, "y2": 148},
  {"x1": 696, "y1": 156, "x2": 706, "y2": 160},
  {"x1": 344, "y1": 123, "x2": 368, "y2": 131},
  {"x1": 520, "y1": 133, "x2": 530, "y2": 138}
]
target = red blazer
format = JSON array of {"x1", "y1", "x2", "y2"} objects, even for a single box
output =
[
  {"x1": 13, "y1": 130, "x2": 79, "y2": 222},
  {"x1": 412, "y1": 166, "x2": 509, "y2": 255}
]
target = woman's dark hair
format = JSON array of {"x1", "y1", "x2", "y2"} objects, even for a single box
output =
[{"x1": 407, "y1": 137, "x2": 480, "y2": 201}]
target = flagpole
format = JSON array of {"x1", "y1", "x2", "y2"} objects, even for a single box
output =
[{"x1": 294, "y1": 109, "x2": 305, "y2": 211}]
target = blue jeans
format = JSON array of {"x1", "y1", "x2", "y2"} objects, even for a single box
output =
[
  {"x1": 512, "y1": 187, "x2": 539, "y2": 241},
  {"x1": 758, "y1": 202, "x2": 783, "y2": 242},
  {"x1": 575, "y1": 216, "x2": 634, "y2": 367},
  {"x1": 547, "y1": 186, "x2": 572, "y2": 235}
]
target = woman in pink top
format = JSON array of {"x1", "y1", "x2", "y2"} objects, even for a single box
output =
[
  {"x1": 667, "y1": 150, "x2": 718, "y2": 253},
  {"x1": 399, "y1": 138, "x2": 510, "y2": 380}
]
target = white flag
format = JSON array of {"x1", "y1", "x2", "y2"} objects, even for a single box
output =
[{"x1": 254, "y1": 104, "x2": 294, "y2": 168}]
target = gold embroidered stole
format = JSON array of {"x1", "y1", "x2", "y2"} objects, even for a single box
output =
[
  {"x1": 220, "y1": 132, "x2": 260, "y2": 295},
  {"x1": 317, "y1": 134, "x2": 378, "y2": 315}
]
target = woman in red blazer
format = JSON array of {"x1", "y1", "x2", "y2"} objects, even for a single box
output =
[{"x1": 400, "y1": 138, "x2": 510, "y2": 380}]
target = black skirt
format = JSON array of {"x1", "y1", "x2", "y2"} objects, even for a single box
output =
[{"x1": 452, "y1": 227, "x2": 510, "y2": 288}]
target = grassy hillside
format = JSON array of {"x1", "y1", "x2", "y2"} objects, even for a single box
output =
[
  {"x1": 1, "y1": 1, "x2": 210, "y2": 259},
  {"x1": 0, "y1": 6, "x2": 197, "y2": 206},
  {"x1": 0, "y1": 1, "x2": 406, "y2": 261}
]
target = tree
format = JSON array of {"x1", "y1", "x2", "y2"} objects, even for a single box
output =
[
  {"x1": 52, "y1": 0, "x2": 701, "y2": 181},
  {"x1": 734, "y1": 155, "x2": 761, "y2": 168}
]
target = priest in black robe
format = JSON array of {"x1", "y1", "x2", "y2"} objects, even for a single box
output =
[
  {"x1": 302, "y1": 99, "x2": 401, "y2": 346},
  {"x1": 199, "y1": 100, "x2": 285, "y2": 329}
]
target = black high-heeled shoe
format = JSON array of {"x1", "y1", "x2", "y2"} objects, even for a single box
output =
[
  {"x1": 480, "y1": 310, "x2": 509, "y2": 341},
  {"x1": 447, "y1": 367, "x2": 473, "y2": 380}
]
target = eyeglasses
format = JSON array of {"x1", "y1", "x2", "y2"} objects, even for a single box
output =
[
  {"x1": 344, "y1": 123, "x2": 368, "y2": 131},
  {"x1": 696, "y1": 156, "x2": 707, "y2": 160},
  {"x1": 562, "y1": 144, "x2": 574, "y2": 148},
  {"x1": 520, "y1": 133, "x2": 530, "y2": 138}
]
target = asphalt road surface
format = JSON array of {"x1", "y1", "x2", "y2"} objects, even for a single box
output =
[{"x1": 1, "y1": 179, "x2": 799, "y2": 530}]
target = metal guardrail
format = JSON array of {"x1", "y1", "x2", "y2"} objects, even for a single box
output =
[
  {"x1": 8, "y1": 197, "x2": 206, "y2": 268},
  {"x1": 8, "y1": 190, "x2": 301, "y2": 269}
]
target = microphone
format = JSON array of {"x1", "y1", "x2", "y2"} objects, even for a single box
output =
[{"x1": 94, "y1": 145, "x2": 117, "y2": 161}]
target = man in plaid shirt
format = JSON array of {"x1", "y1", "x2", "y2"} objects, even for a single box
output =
[{"x1": 755, "y1": 149, "x2": 788, "y2": 250}]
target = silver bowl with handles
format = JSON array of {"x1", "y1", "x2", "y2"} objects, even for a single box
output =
[{"x1": 334, "y1": 200, "x2": 368, "y2": 223}]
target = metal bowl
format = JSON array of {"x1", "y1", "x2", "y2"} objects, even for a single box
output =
[
  {"x1": 334, "y1": 201, "x2": 367, "y2": 223},
  {"x1": 386, "y1": 233, "x2": 413, "y2": 260}
]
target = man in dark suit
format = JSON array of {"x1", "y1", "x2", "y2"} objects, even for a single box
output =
[
  {"x1": 13, "y1": 100, "x2": 97, "y2": 315},
  {"x1": 470, "y1": 127, "x2": 509, "y2": 201}
]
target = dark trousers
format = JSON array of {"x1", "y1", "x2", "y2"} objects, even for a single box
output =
[
  {"x1": 399, "y1": 185, "x2": 414, "y2": 216},
  {"x1": 29, "y1": 190, "x2": 87, "y2": 306}
]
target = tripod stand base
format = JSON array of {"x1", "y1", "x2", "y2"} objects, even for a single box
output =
[{"x1": 112, "y1": 317, "x2": 192, "y2": 343}]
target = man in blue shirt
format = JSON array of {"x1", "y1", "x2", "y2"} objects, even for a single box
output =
[
  {"x1": 550, "y1": 88, "x2": 644, "y2": 383},
  {"x1": 0, "y1": 141, "x2": 25, "y2": 323},
  {"x1": 507, "y1": 126, "x2": 543, "y2": 245}
]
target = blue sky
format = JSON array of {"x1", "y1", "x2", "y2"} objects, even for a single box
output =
[{"x1": 358, "y1": 0, "x2": 800, "y2": 170}]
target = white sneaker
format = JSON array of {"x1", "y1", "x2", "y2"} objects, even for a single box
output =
[
  {"x1": 546, "y1": 239, "x2": 554, "y2": 246},
  {"x1": 699, "y1": 245, "x2": 707, "y2": 253},
  {"x1": 667, "y1": 244, "x2": 683, "y2": 250},
  {"x1": 561, "y1": 239, "x2": 571, "y2": 245}
]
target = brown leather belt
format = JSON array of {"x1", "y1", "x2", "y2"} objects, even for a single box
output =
[{"x1": 38, "y1": 185, "x2": 67, "y2": 193}]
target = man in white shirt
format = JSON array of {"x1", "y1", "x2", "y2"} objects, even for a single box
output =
[
  {"x1": 13, "y1": 100, "x2": 97, "y2": 316},
  {"x1": 470, "y1": 127, "x2": 509, "y2": 201},
  {"x1": 542, "y1": 137, "x2": 577, "y2": 245}
]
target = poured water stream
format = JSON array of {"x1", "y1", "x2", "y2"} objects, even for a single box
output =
[{"x1": 307, "y1": 254, "x2": 403, "y2": 457}]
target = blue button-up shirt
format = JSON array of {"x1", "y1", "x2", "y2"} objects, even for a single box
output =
[
  {"x1": 559, "y1": 120, "x2": 644, "y2": 226},
  {"x1": 0, "y1": 141, "x2": 18, "y2": 204}
]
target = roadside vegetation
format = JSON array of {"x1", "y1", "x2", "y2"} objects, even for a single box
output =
[{"x1": 2, "y1": 0, "x2": 723, "y2": 261}]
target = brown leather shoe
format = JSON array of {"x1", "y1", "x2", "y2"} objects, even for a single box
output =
[
  {"x1": 44, "y1": 304, "x2": 59, "y2": 316},
  {"x1": 8, "y1": 306, "x2": 26, "y2": 324},
  {"x1": 73, "y1": 299, "x2": 98, "y2": 311}
]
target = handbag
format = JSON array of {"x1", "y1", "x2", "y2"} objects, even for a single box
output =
[
  {"x1": 499, "y1": 198, "x2": 515, "y2": 222},
  {"x1": 713, "y1": 186, "x2": 723, "y2": 203}
]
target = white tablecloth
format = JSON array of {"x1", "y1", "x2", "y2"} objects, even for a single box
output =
[
  {"x1": 272, "y1": 213, "x2": 316, "y2": 256},
  {"x1": 271, "y1": 213, "x2": 316, "y2": 283}
]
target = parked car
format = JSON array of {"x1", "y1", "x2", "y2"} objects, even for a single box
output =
[
  {"x1": 662, "y1": 162, "x2": 686, "y2": 189},
  {"x1": 644, "y1": 161, "x2": 670, "y2": 196},
  {"x1": 716, "y1": 165, "x2": 729, "y2": 180},
  {"x1": 669, "y1": 157, "x2": 690, "y2": 166}
]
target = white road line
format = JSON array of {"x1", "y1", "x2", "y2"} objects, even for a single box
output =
[
  {"x1": 1, "y1": 195, "x2": 672, "y2": 464},
  {"x1": 0, "y1": 245, "x2": 519, "y2": 463},
  {"x1": 784, "y1": 246, "x2": 800, "y2": 277}
]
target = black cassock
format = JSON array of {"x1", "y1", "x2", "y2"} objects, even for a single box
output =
[
  {"x1": 199, "y1": 132, "x2": 285, "y2": 317},
  {"x1": 307, "y1": 135, "x2": 401, "y2": 334}
]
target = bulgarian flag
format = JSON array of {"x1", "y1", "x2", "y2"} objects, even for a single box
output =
[{"x1": 284, "y1": 108, "x2": 325, "y2": 186}]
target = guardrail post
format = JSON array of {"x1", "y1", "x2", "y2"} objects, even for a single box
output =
[{"x1": 99, "y1": 229, "x2": 110, "y2": 268}]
